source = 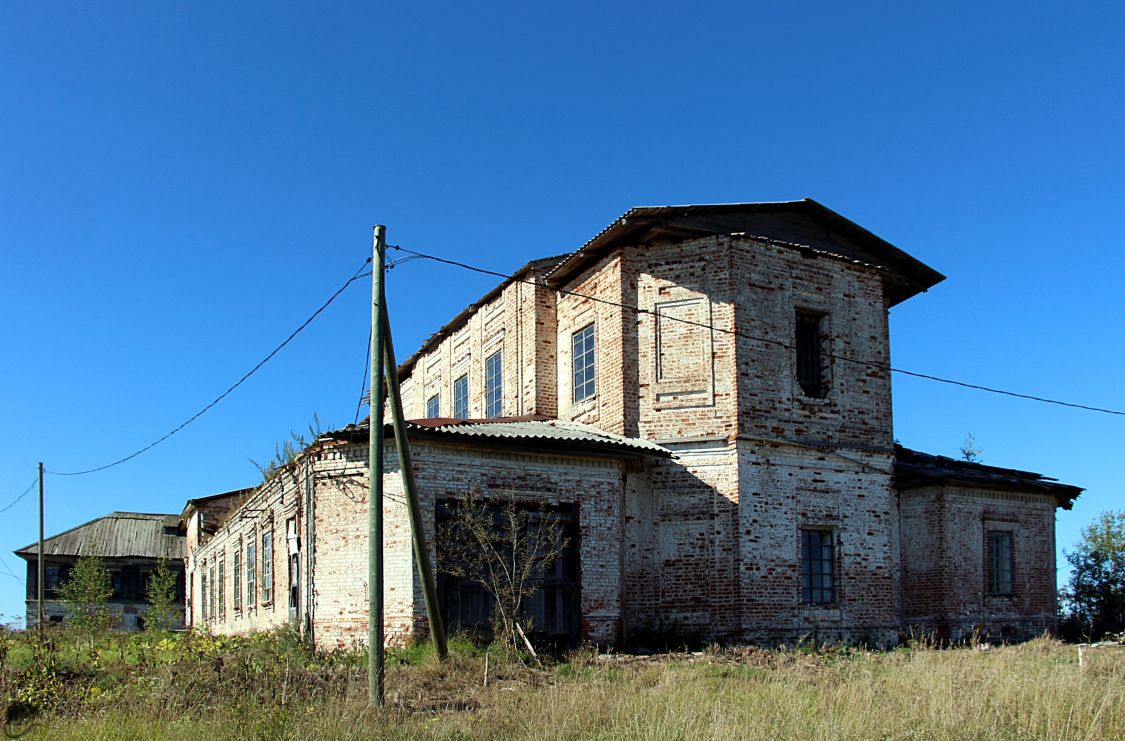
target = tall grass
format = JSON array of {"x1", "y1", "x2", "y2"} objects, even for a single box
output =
[{"x1": 2, "y1": 628, "x2": 1121, "y2": 740}]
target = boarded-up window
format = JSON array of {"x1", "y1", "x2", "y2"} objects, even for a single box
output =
[{"x1": 653, "y1": 297, "x2": 714, "y2": 409}]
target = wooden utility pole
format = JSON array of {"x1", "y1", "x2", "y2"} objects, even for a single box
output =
[
  {"x1": 381, "y1": 304, "x2": 449, "y2": 661},
  {"x1": 368, "y1": 226, "x2": 386, "y2": 706},
  {"x1": 37, "y1": 461, "x2": 44, "y2": 637}
]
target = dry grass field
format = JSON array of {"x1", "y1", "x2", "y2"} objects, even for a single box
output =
[{"x1": 2, "y1": 629, "x2": 1122, "y2": 739}]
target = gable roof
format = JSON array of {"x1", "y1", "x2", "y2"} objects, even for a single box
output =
[
  {"x1": 547, "y1": 199, "x2": 946, "y2": 306},
  {"x1": 394, "y1": 200, "x2": 944, "y2": 381},
  {"x1": 15, "y1": 512, "x2": 185, "y2": 560},
  {"x1": 894, "y1": 446, "x2": 1083, "y2": 509},
  {"x1": 321, "y1": 416, "x2": 671, "y2": 459}
]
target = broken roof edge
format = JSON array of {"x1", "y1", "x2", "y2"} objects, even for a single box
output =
[
  {"x1": 179, "y1": 486, "x2": 256, "y2": 523},
  {"x1": 894, "y1": 445, "x2": 1083, "y2": 510},
  {"x1": 394, "y1": 253, "x2": 570, "y2": 381},
  {"x1": 545, "y1": 198, "x2": 946, "y2": 306},
  {"x1": 319, "y1": 417, "x2": 672, "y2": 459}
]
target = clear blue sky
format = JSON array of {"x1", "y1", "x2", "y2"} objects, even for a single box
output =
[{"x1": 1, "y1": 1, "x2": 1121, "y2": 625}]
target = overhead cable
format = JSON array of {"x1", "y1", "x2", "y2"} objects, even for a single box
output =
[
  {"x1": 0, "y1": 476, "x2": 38, "y2": 515},
  {"x1": 50, "y1": 256, "x2": 373, "y2": 476}
]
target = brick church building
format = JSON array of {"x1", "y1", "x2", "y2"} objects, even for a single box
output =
[{"x1": 184, "y1": 200, "x2": 1081, "y2": 648}]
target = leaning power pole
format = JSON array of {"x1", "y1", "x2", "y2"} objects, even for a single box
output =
[
  {"x1": 37, "y1": 461, "x2": 45, "y2": 637},
  {"x1": 368, "y1": 226, "x2": 386, "y2": 706},
  {"x1": 381, "y1": 304, "x2": 448, "y2": 661}
]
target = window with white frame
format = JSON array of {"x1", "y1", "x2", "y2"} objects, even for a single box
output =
[
  {"x1": 453, "y1": 374, "x2": 469, "y2": 418},
  {"x1": 262, "y1": 529, "x2": 273, "y2": 605},
  {"x1": 485, "y1": 351, "x2": 503, "y2": 418},
  {"x1": 572, "y1": 323, "x2": 596, "y2": 402},
  {"x1": 233, "y1": 543, "x2": 242, "y2": 611},
  {"x1": 246, "y1": 537, "x2": 257, "y2": 609},
  {"x1": 217, "y1": 553, "x2": 226, "y2": 619},
  {"x1": 200, "y1": 566, "x2": 208, "y2": 621},
  {"x1": 427, "y1": 393, "x2": 440, "y2": 418}
]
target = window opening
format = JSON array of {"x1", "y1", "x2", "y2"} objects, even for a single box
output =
[
  {"x1": 796, "y1": 311, "x2": 826, "y2": 398},
  {"x1": 453, "y1": 374, "x2": 469, "y2": 418},
  {"x1": 485, "y1": 351, "x2": 503, "y2": 417},
  {"x1": 572, "y1": 323, "x2": 596, "y2": 402},
  {"x1": 801, "y1": 528, "x2": 836, "y2": 604},
  {"x1": 262, "y1": 529, "x2": 273, "y2": 605},
  {"x1": 988, "y1": 531, "x2": 1013, "y2": 595}
]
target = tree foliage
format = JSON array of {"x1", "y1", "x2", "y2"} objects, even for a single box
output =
[
  {"x1": 56, "y1": 551, "x2": 112, "y2": 635},
  {"x1": 145, "y1": 559, "x2": 179, "y2": 632},
  {"x1": 960, "y1": 433, "x2": 982, "y2": 463},
  {"x1": 250, "y1": 414, "x2": 322, "y2": 482},
  {"x1": 436, "y1": 491, "x2": 568, "y2": 654},
  {"x1": 1059, "y1": 510, "x2": 1125, "y2": 642}
]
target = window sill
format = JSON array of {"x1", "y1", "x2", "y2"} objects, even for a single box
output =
[
  {"x1": 570, "y1": 395, "x2": 597, "y2": 412},
  {"x1": 800, "y1": 606, "x2": 842, "y2": 620}
]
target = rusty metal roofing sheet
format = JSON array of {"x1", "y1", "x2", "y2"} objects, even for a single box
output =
[
  {"x1": 15, "y1": 512, "x2": 185, "y2": 560},
  {"x1": 323, "y1": 417, "x2": 671, "y2": 458}
]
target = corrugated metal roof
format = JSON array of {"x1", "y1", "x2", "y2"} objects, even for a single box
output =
[
  {"x1": 15, "y1": 512, "x2": 185, "y2": 560},
  {"x1": 323, "y1": 417, "x2": 671, "y2": 458},
  {"x1": 895, "y1": 446, "x2": 1083, "y2": 509}
]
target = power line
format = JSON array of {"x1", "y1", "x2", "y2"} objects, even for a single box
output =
[
  {"x1": 355, "y1": 325, "x2": 372, "y2": 426},
  {"x1": 0, "y1": 476, "x2": 38, "y2": 515},
  {"x1": 388, "y1": 245, "x2": 1125, "y2": 418},
  {"x1": 50, "y1": 256, "x2": 374, "y2": 476},
  {"x1": 0, "y1": 554, "x2": 25, "y2": 584}
]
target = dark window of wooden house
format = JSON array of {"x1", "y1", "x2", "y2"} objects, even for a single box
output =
[
  {"x1": 988, "y1": 531, "x2": 1013, "y2": 595},
  {"x1": 796, "y1": 311, "x2": 825, "y2": 398}
]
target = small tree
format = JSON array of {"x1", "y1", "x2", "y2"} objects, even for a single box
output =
[
  {"x1": 437, "y1": 491, "x2": 568, "y2": 655},
  {"x1": 56, "y1": 551, "x2": 113, "y2": 637},
  {"x1": 251, "y1": 414, "x2": 323, "y2": 482},
  {"x1": 960, "y1": 433, "x2": 982, "y2": 463},
  {"x1": 1060, "y1": 510, "x2": 1125, "y2": 641},
  {"x1": 145, "y1": 559, "x2": 179, "y2": 632}
]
